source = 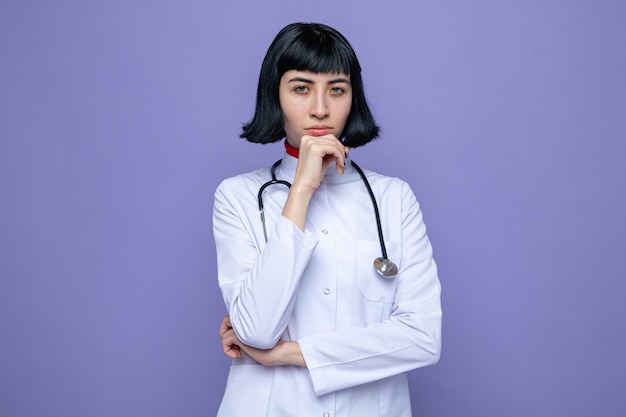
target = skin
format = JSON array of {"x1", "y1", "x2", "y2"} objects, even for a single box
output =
[{"x1": 220, "y1": 70, "x2": 353, "y2": 367}]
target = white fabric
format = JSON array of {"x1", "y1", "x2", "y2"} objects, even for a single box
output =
[{"x1": 213, "y1": 153, "x2": 442, "y2": 417}]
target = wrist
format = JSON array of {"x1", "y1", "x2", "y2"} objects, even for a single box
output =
[
  {"x1": 275, "y1": 341, "x2": 306, "y2": 367},
  {"x1": 288, "y1": 182, "x2": 316, "y2": 201}
]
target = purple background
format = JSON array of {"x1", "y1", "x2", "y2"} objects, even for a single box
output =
[{"x1": 2, "y1": 1, "x2": 625, "y2": 416}]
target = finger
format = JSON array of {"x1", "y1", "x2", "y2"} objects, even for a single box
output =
[
  {"x1": 302, "y1": 135, "x2": 346, "y2": 169},
  {"x1": 218, "y1": 315, "x2": 232, "y2": 338},
  {"x1": 221, "y1": 329, "x2": 243, "y2": 359},
  {"x1": 224, "y1": 343, "x2": 242, "y2": 359},
  {"x1": 321, "y1": 144, "x2": 346, "y2": 174},
  {"x1": 224, "y1": 345, "x2": 242, "y2": 359}
]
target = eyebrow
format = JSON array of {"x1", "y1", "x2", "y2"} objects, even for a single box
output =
[{"x1": 287, "y1": 76, "x2": 351, "y2": 85}]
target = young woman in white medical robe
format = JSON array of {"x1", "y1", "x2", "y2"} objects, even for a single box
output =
[{"x1": 213, "y1": 22, "x2": 442, "y2": 417}]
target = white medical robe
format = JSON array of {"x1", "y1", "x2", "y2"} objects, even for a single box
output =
[{"x1": 213, "y1": 152, "x2": 442, "y2": 417}]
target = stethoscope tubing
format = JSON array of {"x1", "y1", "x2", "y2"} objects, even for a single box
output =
[
  {"x1": 350, "y1": 161, "x2": 389, "y2": 261},
  {"x1": 257, "y1": 160, "x2": 291, "y2": 243},
  {"x1": 257, "y1": 158, "x2": 395, "y2": 276}
]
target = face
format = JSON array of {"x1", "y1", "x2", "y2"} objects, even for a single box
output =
[{"x1": 279, "y1": 70, "x2": 352, "y2": 148}]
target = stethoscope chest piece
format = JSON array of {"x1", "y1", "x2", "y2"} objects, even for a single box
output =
[{"x1": 374, "y1": 257, "x2": 398, "y2": 278}]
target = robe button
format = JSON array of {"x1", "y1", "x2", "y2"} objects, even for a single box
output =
[
  {"x1": 323, "y1": 288, "x2": 331, "y2": 295},
  {"x1": 321, "y1": 229, "x2": 328, "y2": 234},
  {"x1": 323, "y1": 413, "x2": 330, "y2": 417}
]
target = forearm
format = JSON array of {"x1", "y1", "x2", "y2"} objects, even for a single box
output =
[
  {"x1": 223, "y1": 325, "x2": 306, "y2": 368},
  {"x1": 246, "y1": 341, "x2": 306, "y2": 367},
  {"x1": 281, "y1": 184, "x2": 313, "y2": 232}
]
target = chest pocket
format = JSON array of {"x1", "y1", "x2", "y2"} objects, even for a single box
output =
[{"x1": 355, "y1": 240, "x2": 400, "y2": 304}]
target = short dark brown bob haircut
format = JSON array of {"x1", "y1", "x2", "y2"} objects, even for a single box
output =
[{"x1": 241, "y1": 22, "x2": 380, "y2": 148}]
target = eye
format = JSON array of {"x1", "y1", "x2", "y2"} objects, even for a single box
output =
[
  {"x1": 294, "y1": 85, "x2": 309, "y2": 93},
  {"x1": 330, "y1": 86, "x2": 345, "y2": 95}
]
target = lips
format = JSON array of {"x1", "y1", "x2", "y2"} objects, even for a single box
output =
[{"x1": 307, "y1": 127, "x2": 331, "y2": 136}]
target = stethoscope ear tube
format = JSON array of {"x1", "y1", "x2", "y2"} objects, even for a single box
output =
[{"x1": 257, "y1": 159, "x2": 398, "y2": 278}]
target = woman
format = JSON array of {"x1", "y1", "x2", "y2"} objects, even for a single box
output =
[{"x1": 213, "y1": 22, "x2": 441, "y2": 417}]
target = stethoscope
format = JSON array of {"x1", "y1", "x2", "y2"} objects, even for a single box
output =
[{"x1": 257, "y1": 159, "x2": 399, "y2": 278}]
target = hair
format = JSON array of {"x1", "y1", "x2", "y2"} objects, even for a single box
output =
[{"x1": 241, "y1": 22, "x2": 380, "y2": 148}]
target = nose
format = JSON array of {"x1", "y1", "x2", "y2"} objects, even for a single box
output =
[{"x1": 310, "y1": 91, "x2": 329, "y2": 119}]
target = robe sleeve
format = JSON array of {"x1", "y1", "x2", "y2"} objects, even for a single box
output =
[{"x1": 213, "y1": 179, "x2": 319, "y2": 348}]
